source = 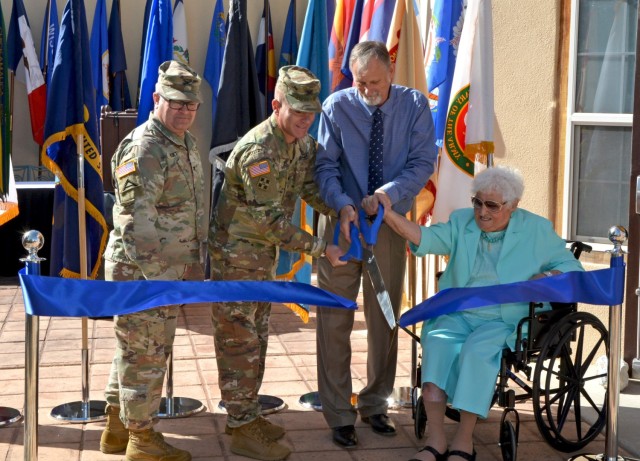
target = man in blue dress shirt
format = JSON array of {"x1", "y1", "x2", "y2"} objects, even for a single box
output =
[{"x1": 315, "y1": 41, "x2": 437, "y2": 448}]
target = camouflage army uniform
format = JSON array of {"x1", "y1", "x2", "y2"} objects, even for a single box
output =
[
  {"x1": 210, "y1": 113, "x2": 332, "y2": 428},
  {"x1": 104, "y1": 113, "x2": 206, "y2": 430}
]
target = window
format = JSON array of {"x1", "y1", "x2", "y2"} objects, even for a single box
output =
[{"x1": 565, "y1": 0, "x2": 637, "y2": 245}]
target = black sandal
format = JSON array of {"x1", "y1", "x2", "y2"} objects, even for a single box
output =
[
  {"x1": 447, "y1": 449, "x2": 476, "y2": 461},
  {"x1": 408, "y1": 445, "x2": 449, "y2": 461}
]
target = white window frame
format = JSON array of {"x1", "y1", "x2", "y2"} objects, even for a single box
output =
[{"x1": 563, "y1": 0, "x2": 634, "y2": 252}]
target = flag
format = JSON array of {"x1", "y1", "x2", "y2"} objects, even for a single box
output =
[
  {"x1": 297, "y1": 0, "x2": 330, "y2": 138},
  {"x1": 203, "y1": 0, "x2": 226, "y2": 126},
  {"x1": 108, "y1": 0, "x2": 132, "y2": 111},
  {"x1": 137, "y1": 0, "x2": 172, "y2": 125},
  {"x1": 255, "y1": 3, "x2": 276, "y2": 117},
  {"x1": 387, "y1": 0, "x2": 428, "y2": 95},
  {"x1": 39, "y1": 0, "x2": 59, "y2": 88},
  {"x1": 432, "y1": 0, "x2": 494, "y2": 224},
  {"x1": 339, "y1": 0, "x2": 363, "y2": 84},
  {"x1": 0, "y1": 7, "x2": 19, "y2": 226},
  {"x1": 209, "y1": 0, "x2": 262, "y2": 163},
  {"x1": 136, "y1": 0, "x2": 153, "y2": 106},
  {"x1": 278, "y1": 0, "x2": 298, "y2": 68},
  {"x1": 172, "y1": 0, "x2": 189, "y2": 64},
  {"x1": 7, "y1": 0, "x2": 47, "y2": 145},
  {"x1": 363, "y1": 0, "x2": 395, "y2": 43},
  {"x1": 426, "y1": 0, "x2": 463, "y2": 146},
  {"x1": 90, "y1": 0, "x2": 109, "y2": 122},
  {"x1": 328, "y1": 0, "x2": 357, "y2": 92},
  {"x1": 41, "y1": 0, "x2": 108, "y2": 279}
]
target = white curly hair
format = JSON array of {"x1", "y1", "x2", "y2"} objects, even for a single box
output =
[{"x1": 470, "y1": 165, "x2": 524, "y2": 205}]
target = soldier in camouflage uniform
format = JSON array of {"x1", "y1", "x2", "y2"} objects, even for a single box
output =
[
  {"x1": 100, "y1": 61, "x2": 206, "y2": 461},
  {"x1": 209, "y1": 66, "x2": 346, "y2": 461}
]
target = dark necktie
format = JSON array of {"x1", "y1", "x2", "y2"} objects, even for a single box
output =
[{"x1": 367, "y1": 108, "x2": 384, "y2": 196}]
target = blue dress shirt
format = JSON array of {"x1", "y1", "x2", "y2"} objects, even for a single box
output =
[{"x1": 315, "y1": 85, "x2": 437, "y2": 214}]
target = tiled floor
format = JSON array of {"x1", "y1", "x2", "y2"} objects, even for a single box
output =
[{"x1": 0, "y1": 277, "x2": 637, "y2": 461}]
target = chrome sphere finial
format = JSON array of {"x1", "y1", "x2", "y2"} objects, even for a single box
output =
[
  {"x1": 608, "y1": 225, "x2": 627, "y2": 256},
  {"x1": 21, "y1": 230, "x2": 45, "y2": 262}
]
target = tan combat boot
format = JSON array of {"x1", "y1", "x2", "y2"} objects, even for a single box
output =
[
  {"x1": 225, "y1": 416, "x2": 286, "y2": 440},
  {"x1": 100, "y1": 405, "x2": 128, "y2": 453},
  {"x1": 126, "y1": 428, "x2": 191, "y2": 461},
  {"x1": 231, "y1": 418, "x2": 290, "y2": 461}
]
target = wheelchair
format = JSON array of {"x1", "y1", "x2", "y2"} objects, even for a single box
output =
[{"x1": 410, "y1": 242, "x2": 608, "y2": 461}]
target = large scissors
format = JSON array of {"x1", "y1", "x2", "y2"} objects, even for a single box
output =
[{"x1": 334, "y1": 205, "x2": 396, "y2": 330}]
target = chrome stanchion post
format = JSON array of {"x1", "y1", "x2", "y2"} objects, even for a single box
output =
[
  {"x1": 569, "y1": 225, "x2": 638, "y2": 461},
  {"x1": 20, "y1": 230, "x2": 45, "y2": 461},
  {"x1": 158, "y1": 349, "x2": 205, "y2": 418}
]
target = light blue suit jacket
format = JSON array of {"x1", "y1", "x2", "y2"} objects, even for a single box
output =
[{"x1": 411, "y1": 208, "x2": 584, "y2": 342}]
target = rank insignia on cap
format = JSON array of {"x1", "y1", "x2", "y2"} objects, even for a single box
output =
[
  {"x1": 115, "y1": 160, "x2": 137, "y2": 179},
  {"x1": 248, "y1": 161, "x2": 271, "y2": 178}
]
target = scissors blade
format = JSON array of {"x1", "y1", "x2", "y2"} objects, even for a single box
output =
[{"x1": 362, "y1": 248, "x2": 396, "y2": 330}]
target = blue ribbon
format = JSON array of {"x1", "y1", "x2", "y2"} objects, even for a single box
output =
[
  {"x1": 398, "y1": 259, "x2": 625, "y2": 327},
  {"x1": 18, "y1": 270, "x2": 357, "y2": 317}
]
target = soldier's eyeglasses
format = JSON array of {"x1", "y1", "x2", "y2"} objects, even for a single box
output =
[
  {"x1": 471, "y1": 196, "x2": 506, "y2": 213},
  {"x1": 161, "y1": 96, "x2": 199, "y2": 111}
]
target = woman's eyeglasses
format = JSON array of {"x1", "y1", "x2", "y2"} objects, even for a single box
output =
[{"x1": 471, "y1": 196, "x2": 506, "y2": 213}]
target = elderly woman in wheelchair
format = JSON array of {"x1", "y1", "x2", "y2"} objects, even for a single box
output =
[{"x1": 379, "y1": 166, "x2": 585, "y2": 461}]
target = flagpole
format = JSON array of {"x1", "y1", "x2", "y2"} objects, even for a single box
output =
[{"x1": 50, "y1": 134, "x2": 106, "y2": 422}]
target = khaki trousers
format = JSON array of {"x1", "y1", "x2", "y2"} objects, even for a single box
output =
[{"x1": 316, "y1": 215, "x2": 406, "y2": 428}]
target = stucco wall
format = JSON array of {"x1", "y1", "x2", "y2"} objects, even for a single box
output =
[{"x1": 492, "y1": 1, "x2": 560, "y2": 220}]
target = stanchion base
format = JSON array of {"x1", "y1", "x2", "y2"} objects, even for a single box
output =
[
  {"x1": 219, "y1": 395, "x2": 285, "y2": 415},
  {"x1": 568, "y1": 454, "x2": 640, "y2": 460},
  {"x1": 158, "y1": 397, "x2": 205, "y2": 419},
  {"x1": 298, "y1": 391, "x2": 358, "y2": 412},
  {"x1": 0, "y1": 407, "x2": 22, "y2": 427},
  {"x1": 50, "y1": 400, "x2": 107, "y2": 422},
  {"x1": 387, "y1": 386, "x2": 413, "y2": 409}
]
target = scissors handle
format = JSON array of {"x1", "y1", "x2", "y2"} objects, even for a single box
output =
[
  {"x1": 333, "y1": 221, "x2": 362, "y2": 261},
  {"x1": 358, "y1": 204, "x2": 384, "y2": 246}
]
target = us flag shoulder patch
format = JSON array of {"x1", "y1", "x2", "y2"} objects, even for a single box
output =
[
  {"x1": 115, "y1": 160, "x2": 137, "y2": 179},
  {"x1": 248, "y1": 161, "x2": 271, "y2": 178}
]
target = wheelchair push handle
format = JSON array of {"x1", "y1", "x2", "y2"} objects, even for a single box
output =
[
  {"x1": 358, "y1": 205, "x2": 384, "y2": 246},
  {"x1": 333, "y1": 221, "x2": 362, "y2": 262}
]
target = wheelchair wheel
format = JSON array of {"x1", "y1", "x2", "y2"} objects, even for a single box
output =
[
  {"x1": 414, "y1": 395, "x2": 427, "y2": 439},
  {"x1": 500, "y1": 420, "x2": 518, "y2": 461},
  {"x1": 532, "y1": 311, "x2": 608, "y2": 452}
]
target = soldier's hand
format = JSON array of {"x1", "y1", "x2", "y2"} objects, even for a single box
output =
[{"x1": 325, "y1": 244, "x2": 348, "y2": 267}]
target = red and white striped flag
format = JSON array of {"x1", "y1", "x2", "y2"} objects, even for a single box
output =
[{"x1": 7, "y1": 0, "x2": 47, "y2": 145}]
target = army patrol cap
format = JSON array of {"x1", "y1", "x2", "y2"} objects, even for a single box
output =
[
  {"x1": 276, "y1": 65, "x2": 322, "y2": 113},
  {"x1": 156, "y1": 60, "x2": 202, "y2": 103}
]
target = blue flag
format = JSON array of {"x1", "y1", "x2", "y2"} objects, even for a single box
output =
[
  {"x1": 278, "y1": 0, "x2": 298, "y2": 68},
  {"x1": 367, "y1": 0, "x2": 394, "y2": 43},
  {"x1": 90, "y1": 0, "x2": 109, "y2": 122},
  {"x1": 297, "y1": 0, "x2": 330, "y2": 139},
  {"x1": 107, "y1": 0, "x2": 131, "y2": 111},
  {"x1": 39, "y1": 0, "x2": 59, "y2": 88},
  {"x1": 41, "y1": 0, "x2": 108, "y2": 279},
  {"x1": 427, "y1": 0, "x2": 463, "y2": 146},
  {"x1": 137, "y1": 0, "x2": 173, "y2": 125},
  {"x1": 203, "y1": 0, "x2": 226, "y2": 126},
  {"x1": 340, "y1": 0, "x2": 364, "y2": 83}
]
